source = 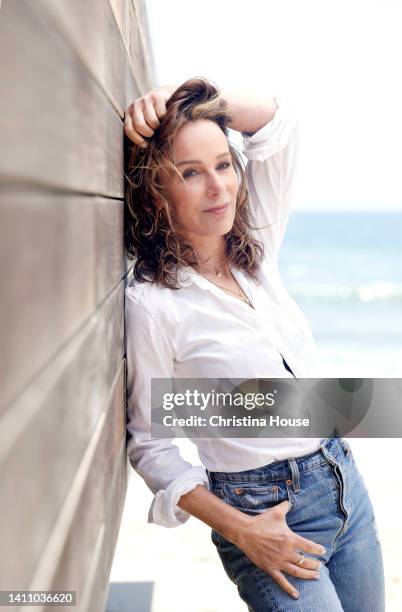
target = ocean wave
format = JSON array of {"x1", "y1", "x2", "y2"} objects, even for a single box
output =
[{"x1": 288, "y1": 281, "x2": 402, "y2": 303}]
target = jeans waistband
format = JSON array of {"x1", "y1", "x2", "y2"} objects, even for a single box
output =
[{"x1": 207, "y1": 438, "x2": 344, "y2": 485}]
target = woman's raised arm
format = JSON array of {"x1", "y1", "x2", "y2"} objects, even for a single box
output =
[
  {"x1": 123, "y1": 80, "x2": 279, "y2": 144},
  {"x1": 218, "y1": 87, "x2": 279, "y2": 136}
]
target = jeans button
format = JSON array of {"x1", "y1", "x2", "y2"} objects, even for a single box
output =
[
  {"x1": 286, "y1": 479, "x2": 292, "y2": 485},
  {"x1": 234, "y1": 487, "x2": 244, "y2": 495}
]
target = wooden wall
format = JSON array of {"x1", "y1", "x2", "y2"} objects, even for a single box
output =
[{"x1": 0, "y1": 1, "x2": 155, "y2": 610}]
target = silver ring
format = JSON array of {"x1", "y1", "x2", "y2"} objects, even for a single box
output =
[{"x1": 297, "y1": 553, "x2": 305, "y2": 566}]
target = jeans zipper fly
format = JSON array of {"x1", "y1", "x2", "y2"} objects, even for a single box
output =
[{"x1": 323, "y1": 450, "x2": 349, "y2": 538}]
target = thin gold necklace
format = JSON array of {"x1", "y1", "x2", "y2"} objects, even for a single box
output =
[
  {"x1": 197, "y1": 262, "x2": 227, "y2": 278},
  {"x1": 196, "y1": 267, "x2": 255, "y2": 309}
]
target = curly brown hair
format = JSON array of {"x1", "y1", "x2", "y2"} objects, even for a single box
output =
[{"x1": 124, "y1": 76, "x2": 264, "y2": 289}]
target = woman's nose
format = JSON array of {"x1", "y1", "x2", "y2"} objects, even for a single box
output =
[{"x1": 206, "y1": 171, "x2": 225, "y2": 196}]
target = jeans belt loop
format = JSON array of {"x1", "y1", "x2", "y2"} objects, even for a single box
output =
[{"x1": 287, "y1": 458, "x2": 301, "y2": 492}]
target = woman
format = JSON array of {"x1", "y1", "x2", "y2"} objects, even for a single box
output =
[{"x1": 123, "y1": 77, "x2": 385, "y2": 611}]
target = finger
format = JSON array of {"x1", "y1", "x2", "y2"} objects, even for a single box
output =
[
  {"x1": 142, "y1": 96, "x2": 162, "y2": 129},
  {"x1": 123, "y1": 109, "x2": 140, "y2": 142},
  {"x1": 289, "y1": 552, "x2": 322, "y2": 571},
  {"x1": 124, "y1": 109, "x2": 148, "y2": 148},
  {"x1": 283, "y1": 562, "x2": 320, "y2": 580},
  {"x1": 132, "y1": 101, "x2": 155, "y2": 138},
  {"x1": 273, "y1": 500, "x2": 291, "y2": 515},
  {"x1": 269, "y1": 569, "x2": 299, "y2": 600},
  {"x1": 152, "y1": 93, "x2": 168, "y2": 120},
  {"x1": 292, "y1": 534, "x2": 326, "y2": 556},
  {"x1": 123, "y1": 109, "x2": 133, "y2": 136}
]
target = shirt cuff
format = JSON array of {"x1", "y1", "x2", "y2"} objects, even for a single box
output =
[
  {"x1": 242, "y1": 95, "x2": 298, "y2": 161},
  {"x1": 147, "y1": 466, "x2": 210, "y2": 528}
]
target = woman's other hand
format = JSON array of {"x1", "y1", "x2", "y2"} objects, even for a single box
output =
[
  {"x1": 123, "y1": 84, "x2": 176, "y2": 148},
  {"x1": 234, "y1": 500, "x2": 325, "y2": 600}
]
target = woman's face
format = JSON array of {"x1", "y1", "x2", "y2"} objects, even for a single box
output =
[{"x1": 160, "y1": 119, "x2": 239, "y2": 240}]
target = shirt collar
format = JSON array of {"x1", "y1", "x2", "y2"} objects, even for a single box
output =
[
  {"x1": 176, "y1": 266, "x2": 197, "y2": 288},
  {"x1": 176, "y1": 266, "x2": 214, "y2": 289},
  {"x1": 176, "y1": 264, "x2": 261, "y2": 294}
]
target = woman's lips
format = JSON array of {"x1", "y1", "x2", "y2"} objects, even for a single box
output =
[{"x1": 203, "y1": 203, "x2": 229, "y2": 215}]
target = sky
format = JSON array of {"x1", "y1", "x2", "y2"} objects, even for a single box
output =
[{"x1": 145, "y1": 0, "x2": 402, "y2": 212}]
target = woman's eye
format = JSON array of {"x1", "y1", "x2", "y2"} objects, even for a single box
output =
[
  {"x1": 182, "y1": 161, "x2": 231, "y2": 179},
  {"x1": 182, "y1": 169, "x2": 197, "y2": 179}
]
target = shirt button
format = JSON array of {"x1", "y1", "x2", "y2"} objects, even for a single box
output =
[
  {"x1": 234, "y1": 487, "x2": 244, "y2": 495},
  {"x1": 286, "y1": 479, "x2": 292, "y2": 485}
]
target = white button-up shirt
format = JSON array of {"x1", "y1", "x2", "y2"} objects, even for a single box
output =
[{"x1": 125, "y1": 97, "x2": 322, "y2": 528}]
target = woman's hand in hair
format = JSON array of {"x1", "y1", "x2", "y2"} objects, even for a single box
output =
[
  {"x1": 123, "y1": 84, "x2": 176, "y2": 148},
  {"x1": 234, "y1": 500, "x2": 325, "y2": 600}
]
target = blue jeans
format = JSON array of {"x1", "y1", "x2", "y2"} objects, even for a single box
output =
[{"x1": 207, "y1": 438, "x2": 385, "y2": 611}]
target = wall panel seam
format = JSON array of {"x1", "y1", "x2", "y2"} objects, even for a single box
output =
[
  {"x1": 107, "y1": 0, "x2": 151, "y2": 97},
  {"x1": 32, "y1": 0, "x2": 128, "y2": 119},
  {"x1": 23, "y1": 372, "x2": 126, "y2": 595},
  {"x1": 0, "y1": 281, "x2": 125, "y2": 418},
  {"x1": 0, "y1": 176, "x2": 125, "y2": 199}
]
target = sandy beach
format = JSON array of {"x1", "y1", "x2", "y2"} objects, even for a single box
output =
[{"x1": 107, "y1": 438, "x2": 402, "y2": 612}]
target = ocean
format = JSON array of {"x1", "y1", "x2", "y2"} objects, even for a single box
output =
[{"x1": 278, "y1": 211, "x2": 402, "y2": 377}]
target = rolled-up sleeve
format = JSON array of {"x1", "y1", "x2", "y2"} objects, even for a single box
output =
[
  {"x1": 242, "y1": 95, "x2": 300, "y2": 260},
  {"x1": 125, "y1": 288, "x2": 209, "y2": 528}
]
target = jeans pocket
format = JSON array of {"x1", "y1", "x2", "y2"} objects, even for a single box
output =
[
  {"x1": 222, "y1": 481, "x2": 288, "y2": 514},
  {"x1": 210, "y1": 484, "x2": 225, "y2": 500}
]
